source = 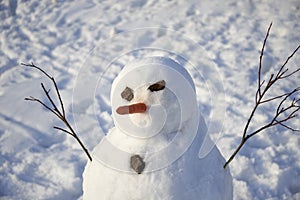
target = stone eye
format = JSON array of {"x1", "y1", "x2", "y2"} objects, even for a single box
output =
[
  {"x1": 121, "y1": 87, "x2": 134, "y2": 101},
  {"x1": 148, "y1": 80, "x2": 166, "y2": 92}
]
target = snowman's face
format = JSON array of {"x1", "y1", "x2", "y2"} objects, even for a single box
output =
[
  {"x1": 117, "y1": 80, "x2": 165, "y2": 115},
  {"x1": 101, "y1": 57, "x2": 200, "y2": 172},
  {"x1": 113, "y1": 78, "x2": 181, "y2": 139},
  {"x1": 110, "y1": 58, "x2": 198, "y2": 141},
  {"x1": 117, "y1": 80, "x2": 165, "y2": 124}
]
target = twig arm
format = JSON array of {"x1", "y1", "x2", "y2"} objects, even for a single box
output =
[
  {"x1": 22, "y1": 63, "x2": 92, "y2": 161},
  {"x1": 21, "y1": 62, "x2": 66, "y2": 117},
  {"x1": 224, "y1": 23, "x2": 300, "y2": 169}
]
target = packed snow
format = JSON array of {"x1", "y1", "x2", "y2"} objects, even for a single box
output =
[
  {"x1": 1, "y1": 0, "x2": 300, "y2": 199},
  {"x1": 83, "y1": 57, "x2": 232, "y2": 199}
]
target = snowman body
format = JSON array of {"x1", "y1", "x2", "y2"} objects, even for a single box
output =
[{"x1": 83, "y1": 57, "x2": 233, "y2": 200}]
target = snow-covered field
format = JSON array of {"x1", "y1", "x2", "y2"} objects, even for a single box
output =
[{"x1": 1, "y1": 0, "x2": 299, "y2": 199}]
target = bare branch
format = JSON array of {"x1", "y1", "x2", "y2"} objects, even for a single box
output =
[
  {"x1": 21, "y1": 63, "x2": 66, "y2": 117},
  {"x1": 258, "y1": 22, "x2": 272, "y2": 97},
  {"x1": 260, "y1": 87, "x2": 300, "y2": 104},
  {"x1": 260, "y1": 90, "x2": 297, "y2": 104},
  {"x1": 276, "y1": 88, "x2": 299, "y2": 114},
  {"x1": 22, "y1": 63, "x2": 92, "y2": 161},
  {"x1": 24, "y1": 96, "x2": 60, "y2": 118},
  {"x1": 224, "y1": 23, "x2": 300, "y2": 169},
  {"x1": 255, "y1": 80, "x2": 265, "y2": 103},
  {"x1": 54, "y1": 126, "x2": 74, "y2": 136},
  {"x1": 242, "y1": 102, "x2": 259, "y2": 139},
  {"x1": 280, "y1": 68, "x2": 300, "y2": 79},
  {"x1": 276, "y1": 68, "x2": 289, "y2": 79},
  {"x1": 275, "y1": 121, "x2": 300, "y2": 132},
  {"x1": 277, "y1": 44, "x2": 300, "y2": 78},
  {"x1": 41, "y1": 83, "x2": 61, "y2": 114},
  {"x1": 247, "y1": 102, "x2": 299, "y2": 139},
  {"x1": 265, "y1": 73, "x2": 275, "y2": 88},
  {"x1": 21, "y1": 62, "x2": 52, "y2": 79}
]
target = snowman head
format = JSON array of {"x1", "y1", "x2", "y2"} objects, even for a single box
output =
[
  {"x1": 93, "y1": 57, "x2": 200, "y2": 172},
  {"x1": 111, "y1": 57, "x2": 198, "y2": 140}
]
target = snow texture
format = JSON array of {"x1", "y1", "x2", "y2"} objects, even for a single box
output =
[{"x1": 1, "y1": 0, "x2": 300, "y2": 199}]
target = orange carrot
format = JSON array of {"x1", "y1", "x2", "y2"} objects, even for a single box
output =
[{"x1": 116, "y1": 103, "x2": 147, "y2": 115}]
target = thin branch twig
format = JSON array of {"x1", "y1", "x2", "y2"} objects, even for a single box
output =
[
  {"x1": 276, "y1": 121, "x2": 300, "y2": 132},
  {"x1": 258, "y1": 22, "x2": 272, "y2": 97},
  {"x1": 53, "y1": 126, "x2": 74, "y2": 136},
  {"x1": 24, "y1": 96, "x2": 61, "y2": 118},
  {"x1": 21, "y1": 63, "x2": 92, "y2": 161},
  {"x1": 224, "y1": 23, "x2": 300, "y2": 169},
  {"x1": 22, "y1": 62, "x2": 66, "y2": 117}
]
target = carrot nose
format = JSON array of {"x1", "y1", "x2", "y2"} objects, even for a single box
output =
[{"x1": 116, "y1": 103, "x2": 147, "y2": 115}]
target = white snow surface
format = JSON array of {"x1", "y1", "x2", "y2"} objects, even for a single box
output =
[{"x1": 1, "y1": 0, "x2": 300, "y2": 200}]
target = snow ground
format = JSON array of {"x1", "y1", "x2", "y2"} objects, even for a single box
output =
[{"x1": 1, "y1": 0, "x2": 300, "y2": 199}]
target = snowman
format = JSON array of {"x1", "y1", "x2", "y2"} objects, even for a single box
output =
[{"x1": 83, "y1": 57, "x2": 233, "y2": 199}]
